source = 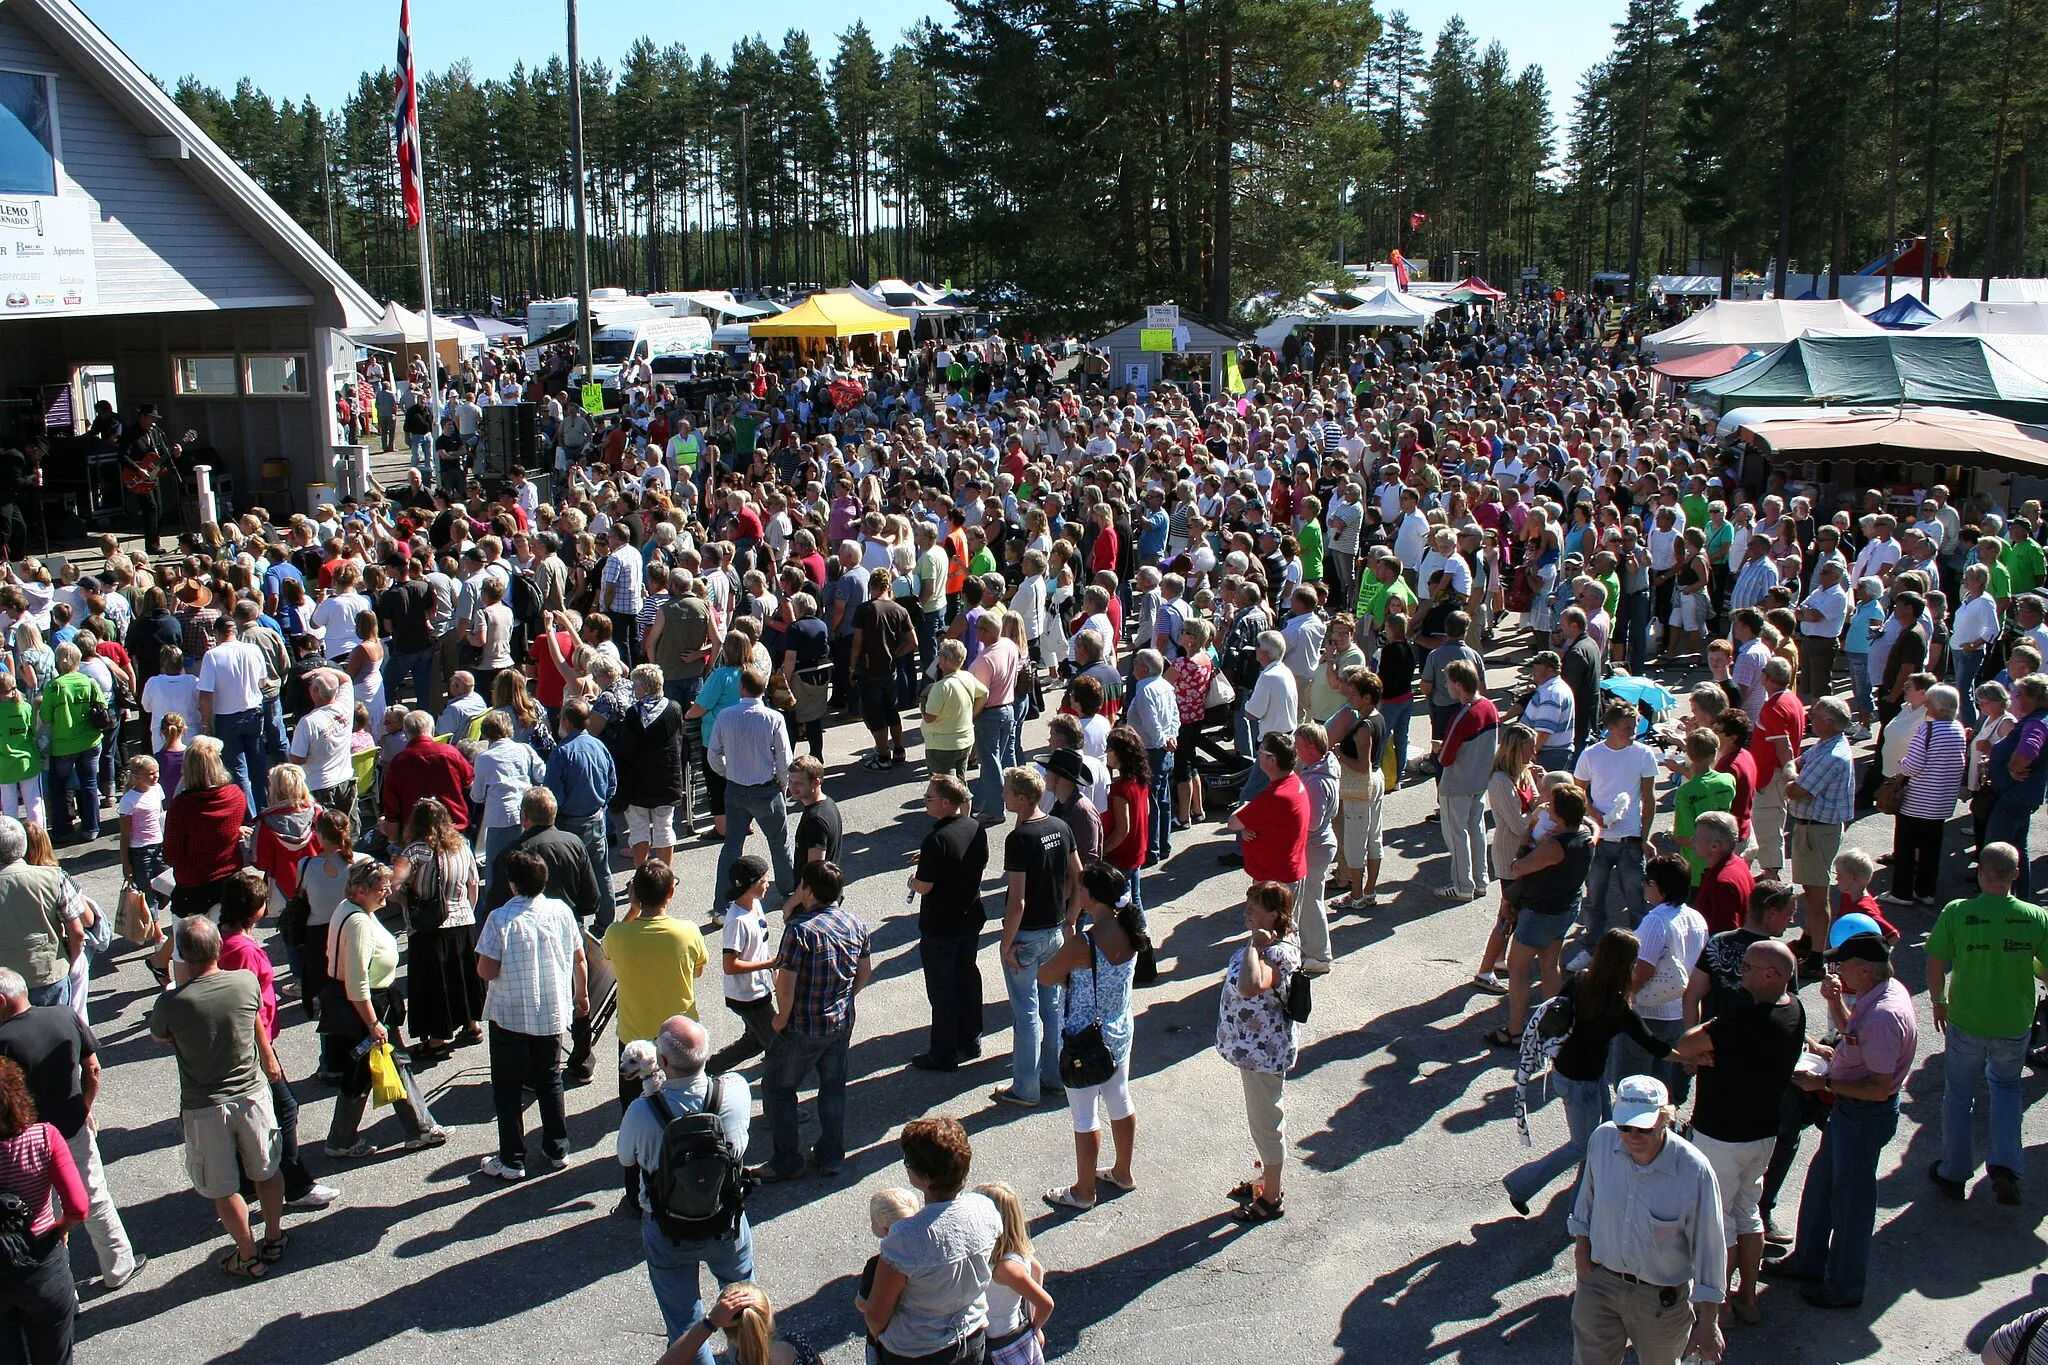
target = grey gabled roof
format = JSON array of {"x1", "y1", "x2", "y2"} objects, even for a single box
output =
[{"x1": 20, "y1": 0, "x2": 382, "y2": 328}]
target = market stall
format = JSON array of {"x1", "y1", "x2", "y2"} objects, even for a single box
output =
[
  {"x1": 1640, "y1": 298, "x2": 1881, "y2": 362},
  {"x1": 746, "y1": 291, "x2": 909, "y2": 360}
]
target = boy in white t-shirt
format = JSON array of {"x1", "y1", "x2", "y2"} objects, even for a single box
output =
[
  {"x1": 706, "y1": 854, "x2": 779, "y2": 1075},
  {"x1": 1616, "y1": 854, "x2": 1709, "y2": 1103}
]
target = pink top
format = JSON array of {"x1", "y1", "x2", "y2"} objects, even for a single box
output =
[
  {"x1": 970, "y1": 638, "x2": 1020, "y2": 707},
  {"x1": 0, "y1": 1123, "x2": 85, "y2": 1236},
  {"x1": 218, "y1": 931, "x2": 280, "y2": 1041}
]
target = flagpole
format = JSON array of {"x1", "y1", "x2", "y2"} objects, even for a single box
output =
[{"x1": 417, "y1": 159, "x2": 437, "y2": 422}]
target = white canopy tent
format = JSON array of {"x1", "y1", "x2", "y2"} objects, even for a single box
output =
[
  {"x1": 349, "y1": 301, "x2": 488, "y2": 353},
  {"x1": 1921, "y1": 301, "x2": 2048, "y2": 380},
  {"x1": 1327, "y1": 287, "x2": 1451, "y2": 328},
  {"x1": 1640, "y1": 299, "x2": 1881, "y2": 362}
]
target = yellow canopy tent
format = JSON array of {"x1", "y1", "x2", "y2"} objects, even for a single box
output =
[{"x1": 747, "y1": 291, "x2": 910, "y2": 340}]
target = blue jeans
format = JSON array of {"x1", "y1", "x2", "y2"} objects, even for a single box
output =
[
  {"x1": 1147, "y1": 746, "x2": 1174, "y2": 862},
  {"x1": 559, "y1": 811, "x2": 613, "y2": 930},
  {"x1": 1503, "y1": 1072, "x2": 1610, "y2": 1210},
  {"x1": 974, "y1": 706, "x2": 1018, "y2": 817},
  {"x1": 641, "y1": 1212, "x2": 755, "y2": 1359},
  {"x1": 1938, "y1": 1027, "x2": 2029, "y2": 1182},
  {"x1": 1003, "y1": 927, "x2": 1065, "y2": 1103},
  {"x1": 1381, "y1": 699, "x2": 1413, "y2": 783},
  {"x1": 386, "y1": 647, "x2": 437, "y2": 710},
  {"x1": 409, "y1": 434, "x2": 434, "y2": 473},
  {"x1": 214, "y1": 707, "x2": 270, "y2": 821},
  {"x1": 763, "y1": 1027, "x2": 850, "y2": 1176},
  {"x1": 1955, "y1": 649, "x2": 1984, "y2": 728},
  {"x1": 1606, "y1": 1013, "x2": 1688, "y2": 1106},
  {"x1": 1845, "y1": 652, "x2": 1873, "y2": 718},
  {"x1": 1985, "y1": 790, "x2": 2043, "y2": 901},
  {"x1": 663, "y1": 675, "x2": 702, "y2": 710},
  {"x1": 1536, "y1": 744, "x2": 1574, "y2": 774},
  {"x1": 24, "y1": 979, "x2": 67, "y2": 1009},
  {"x1": 263, "y1": 695, "x2": 288, "y2": 757},
  {"x1": 1234, "y1": 707, "x2": 1257, "y2": 760},
  {"x1": 919, "y1": 609, "x2": 943, "y2": 681},
  {"x1": 1620, "y1": 590, "x2": 1651, "y2": 673},
  {"x1": 478, "y1": 823, "x2": 523, "y2": 894},
  {"x1": 1577, "y1": 837, "x2": 1644, "y2": 949},
  {"x1": 1787, "y1": 1094, "x2": 1899, "y2": 1302},
  {"x1": 712, "y1": 782, "x2": 793, "y2": 921},
  {"x1": 47, "y1": 747, "x2": 100, "y2": 842}
]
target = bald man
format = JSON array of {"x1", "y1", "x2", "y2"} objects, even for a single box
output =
[{"x1": 1671, "y1": 937, "x2": 1805, "y2": 1324}]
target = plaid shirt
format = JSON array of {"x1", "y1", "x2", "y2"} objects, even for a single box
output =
[
  {"x1": 775, "y1": 903, "x2": 870, "y2": 1036},
  {"x1": 1788, "y1": 732, "x2": 1856, "y2": 825}
]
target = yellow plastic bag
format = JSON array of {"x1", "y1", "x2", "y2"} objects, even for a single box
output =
[{"x1": 366, "y1": 1044, "x2": 405, "y2": 1108}]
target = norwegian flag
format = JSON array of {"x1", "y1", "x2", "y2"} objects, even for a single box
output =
[
  {"x1": 394, "y1": 0, "x2": 424, "y2": 228},
  {"x1": 1409, "y1": 211, "x2": 1428, "y2": 230}
]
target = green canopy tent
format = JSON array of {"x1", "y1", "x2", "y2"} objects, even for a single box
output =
[{"x1": 1692, "y1": 334, "x2": 2048, "y2": 422}]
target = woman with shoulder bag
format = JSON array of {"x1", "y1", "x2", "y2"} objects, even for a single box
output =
[
  {"x1": 1218, "y1": 880, "x2": 1304, "y2": 1224},
  {"x1": 1164, "y1": 619, "x2": 1218, "y2": 825},
  {"x1": 1968, "y1": 681, "x2": 2016, "y2": 850},
  {"x1": 392, "y1": 796, "x2": 483, "y2": 1059},
  {"x1": 0, "y1": 1056, "x2": 85, "y2": 1364},
  {"x1": 1039, "y1": 862, "x2": 1144, "y2": 1213},
  {"x1": 1887, "y1": 682, "x2": 1967, "y2": 906},
  {"x1": 321, "y1": 860, "x2": 447, "y2": 1159},
  {"x1": 1501, "y1": 926, "x2": 1670, "y2": 1215}
]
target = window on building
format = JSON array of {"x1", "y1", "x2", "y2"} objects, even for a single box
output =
[
  {"x1": 174, "y1": 356, "x2": 238, "y2": 396},
  {"x1": 0, "y1": 72, "x2": 56, "y2": 197},
  {"x1": 244, "y1": 354, "x2": 308, "y2": 394}
]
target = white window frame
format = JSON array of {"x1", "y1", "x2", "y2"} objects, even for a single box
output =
[
  {"x1": 243, "y1": 353, "x2": 310, "y2": 396},
  {"x1": 173, "y1": 354, "x2": 239, "y2": 396}
]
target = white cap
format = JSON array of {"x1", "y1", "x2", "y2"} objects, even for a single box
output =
[{"x1": 1612, "y1": 1075, "x2": 1669, "y2": 1129}]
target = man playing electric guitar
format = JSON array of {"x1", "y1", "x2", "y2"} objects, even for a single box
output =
[{"x1": 119, "y1": 404, "x2": 193, "y2": 556}]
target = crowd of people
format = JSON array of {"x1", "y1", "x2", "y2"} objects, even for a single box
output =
[{"x1": 0, "y1": 292, "x2": 2039, "y2": 1364}]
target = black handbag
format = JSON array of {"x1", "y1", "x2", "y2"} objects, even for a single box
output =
[{"x1": 277, "y1": 857, "x2": 313, "y2": 949}]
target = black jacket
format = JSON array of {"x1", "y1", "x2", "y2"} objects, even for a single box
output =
[{"x1": 483, "y1": 825, "x2": 602, "y2": 921}]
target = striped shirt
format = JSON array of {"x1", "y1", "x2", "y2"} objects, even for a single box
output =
[
  {"x1": 1520, "y1": 676, "x2": 1575, "y2": 747},
  {"x1": 1898, "y1": 717, "x2": 1969, "y2": 820},
  {"x1": 1730, "y1": 558, "x2": 1779, "y2": 610},
  {"x1": 1789, "y1": 733, "x2": 1856, "y2": 825},
  {"x1": 0, "y1": 1123, "x2": 83, "y2": 1236}
]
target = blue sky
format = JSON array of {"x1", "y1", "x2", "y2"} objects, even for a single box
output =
[{"x1": 77, "y1": 0, "x2": 1639, "y2": 137}]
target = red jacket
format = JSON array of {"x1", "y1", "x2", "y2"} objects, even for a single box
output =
[
  {"x1": 1239, "y1": 772, "x2": 1309, "y2": 883},
  {"x1": 382, "y1": 738, "x2": 475, "y2": 831},
  {"x1": 163, "y1": 784, "x2": 247, "y2": 889}
]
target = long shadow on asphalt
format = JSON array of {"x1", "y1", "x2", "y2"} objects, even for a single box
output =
[
  {"x1": 1296, "y1": 983, "x2": 1493, "y2": 1173},
  {"x1": 1334, "y1": 1210, "x2": 1572, "y2": 1360},
  {"x1": 1037, "y1": 1209, "x2": 1249, "y2": 1357}
]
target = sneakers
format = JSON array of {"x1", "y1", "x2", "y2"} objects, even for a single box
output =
[
  {"x1": 1991, "y1": 1165, "x2": 2024, "y2": 1205},
  {"x1": 990, "y1": 1087, "x2": 1040, "y2": 1108},
  {"x1": 537, "y1": 1149, "x2": 570, "y2": 1173},
  {"x1": 1928, "y1": 1159, "x2": 1967, "y2": 1201},
  {"x1": 323, "y1": 1140, "x2": 376, "y2": 1160},
  {"x1": 102, "y1": 1253, "x2": 149, "y2": 1290},
  {"x1": 1878, "y1": 891, "x2": 1915, "y2": 908},
  {"x1": 1471, "y1": 971, "x2": 1509, "y2": 996},
  {"x1": 286, "y1": 1183, "x2": 340, "y2": 1210},
  {"x1": 479, "y1": 1156, "x2": 528, "y2": 1182},
  {"x1": 403, "y1": 1127, "x2": 450, "y2": 1151}
]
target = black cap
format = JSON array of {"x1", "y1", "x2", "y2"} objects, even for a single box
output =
[{"x1": 1824, "y1": 932, "x2": 1890, "y2": 965}]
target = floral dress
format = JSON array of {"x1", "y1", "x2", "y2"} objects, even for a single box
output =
[
  {"x1": 1215, "y1": 936, "x2": 1302, "y2": 1075},
  {"x1": 1172, "y1": 652, "x2": 1216, "y2": 727}
]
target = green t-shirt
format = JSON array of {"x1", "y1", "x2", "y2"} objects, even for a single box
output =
[
  {"x1": 40, "y1": 671, "x2": 103, "y2": 758},
  {"x1": 922, "y1": 670, "x2": 986, "y2": 751},
  {"x1": 149, "y1": 969, "x2": 265, "y2": 1110},
  {"x1": 1681, "y1": 494, "x2": 1710, "y2": 532},
  {"x1": 1988, "y1": 559, "x2": 2013, "y2": 602},
  {"x1": 2002, "y1": 539, "x2": 2046, "y2": 596},
  {"x1": 0, "y1": 697, "x2": 38, "y2": 784},
  {"x1": 1357, "y1": 574, "x2": 1416, "y2": 624},
  {"x1": 1672, "y1": 770, "x2": 1736, "y2": 882},
  {"x1": 1927, "y1": 892, "x2": 2048, "y2": 1037},
  {"x1": 1704, "y1": 520, "x2": 1733, "y2": 565},
  {"x1": 1296, "y1": 520, "x2": 1324, "y2": 583},
  {"x1": 968, "y1": 548, "x2": 997, "y2": 579},
  {"x1": 1597, "y1": 573, "x2": 1622, "y2": 617},
  {"x1": 916, "y1": 546, "x2": 948, "y2": 612}
]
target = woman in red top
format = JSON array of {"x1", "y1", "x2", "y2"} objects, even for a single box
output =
[
  {"x1": 1102, "y1": 726, "x2": 1154, "y2": 982},
  {"x1": 162, "y1": 736, "x2": 247, "y2": 920},
  {"x1": 1088, "y1": 505, "x2": 1120, "y2": 581},
  {"x1": 1710, "y1": 708, "x2": 1758, "y2": 843},
  {"x1": 0, "y1": 1055, "x2": 86, "y2": 1362},
  {"x1": 1228, "y1": 733, "x2": 1311, "y2": 886}
]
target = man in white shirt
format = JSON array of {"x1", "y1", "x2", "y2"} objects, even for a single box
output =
[
  {"x1": 601, "y1": 526, "x2": 646, "y2": 667},
  {"x1": 1618, "y1": 854, "x2": 1710, "y2": 1104},
  {"x1": 1392, "y1": 489, "x2": 1432, "y2": 578},
  {"x1": 1222, "y1": 630, "x2": 1299, "y2": 869},
  {"x1": 1950, "y1": 563, "x2": 2001, "y2": 725},
  {"x1": 476, "y1": 848, "x2": 587, "y2": 1181},
  {"x1": 1796, "y1": 559, "x2": 1852, "y2": 704},
  {"x1": 195, "y1": 617, "x2": 273, "y2": 819},
  {"x1": 288, "y1": 669, "x2": 357, "y2": 810},
  {"x1": 1851, "y1": 515, "x2": 1902, "y2": 582},
  {"x1": 1279, "y1": 587, "x2": 1326, "y2": 695},
  {"x1": 1571, "y1": 700, "x2": 1660, "y2": 965}
]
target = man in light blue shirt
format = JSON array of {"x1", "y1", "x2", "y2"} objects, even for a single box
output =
[
  {"x1": 1512, "y1": 652, "x2": 1575, "y2": 771},
  {"x1": 1569, "y1": 1075, "x2": 1727, "y2": 1365},
  {"x1": 707, "y1": 669, "x2": 795, "y2": 924},
  {"x1": 544, "y1": 698, "x2": 619, "y2": 911},
  {"x1": 1126, "y1": 650, "x2": 1181, "y2": 864}
]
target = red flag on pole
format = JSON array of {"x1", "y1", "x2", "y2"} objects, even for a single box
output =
[
  {"x1": 394, "y1": 0, "x2": 424, "y2": 229},
  {"x1": 1408, "y1": 211, "x2": 1428, "y2": 230}
]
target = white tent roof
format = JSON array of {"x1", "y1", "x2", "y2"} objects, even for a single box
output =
[
  {"x1": 1923, "y1": 300, "x2": 2048, "y2": 336},
  {"x1": 349, "y1": 302, "x2": 488, "y2": 350},
  {"x1": 1641, "y1": 299, "x2": 1881, "y2": 361},
  {"x1": 1653, "y1": 275, "x2": 1723, "y2": 297},
  {"x1": 1327, "y1": 287, "x2": 1450, "y2": 328}
]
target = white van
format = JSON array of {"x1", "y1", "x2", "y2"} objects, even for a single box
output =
[
  {"x1": 525, "y1": 287, "x2": 665, "y2": 343},
  {"x1": 585, "y1": 315, "x2": 714, "y2": 397}
]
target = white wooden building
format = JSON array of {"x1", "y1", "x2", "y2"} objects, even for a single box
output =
[{"x1": 0, "y1": 0, "x2": 379, "y2": 518}]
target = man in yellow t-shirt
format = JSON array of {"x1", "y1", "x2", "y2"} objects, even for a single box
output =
[{"x1": 602, "y1": 860, "x2": 708, "y2": 1049}]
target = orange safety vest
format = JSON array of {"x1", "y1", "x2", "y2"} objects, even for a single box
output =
[{"x1": 944, "y1": 529, "x2": 969, "y2": 595}]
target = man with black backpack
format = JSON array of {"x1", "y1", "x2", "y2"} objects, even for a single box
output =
[{"x1": 616, "y1": 1014, "x2": 756, "y2": 1349}]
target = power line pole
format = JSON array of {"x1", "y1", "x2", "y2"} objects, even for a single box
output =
[{"x1": 566, "y1": 0, "x2": 595, "y2": 389}]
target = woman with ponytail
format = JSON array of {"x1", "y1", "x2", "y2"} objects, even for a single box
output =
[
  {"x1": 655, "y1": 1282, "x2": 821, "y2": 1365},
  {"x1": 1039, "y1": 860, "x2": 1144, "y2": 1213}
]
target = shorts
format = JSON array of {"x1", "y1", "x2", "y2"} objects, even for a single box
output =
[
  {"x1": 859, "y1": 675, "x2": 897, "y2": 732},
  {"x1": 1341, "y1": 774, "x2": 1385, "y2": 864},
  {"x1": 1670, "y1": 589, "x2": 1709, "y2": 632},
  {"x1": 1789, "y1": 820, "x2": 1842, "y2": 888},
  {"x1": 1513, "y1": 906, "x2": 1573, "y2": 950},
  {"x1": 1065, "y1": 1054, "x2": 1134, "y2": 1134},
  {"x1": 624, "y1": 804, "x2": 676, "y2": 849},
  {"x1": 182, "y1": 1094, "x2": 280, "y2": 1199},
  {"x1": 1690, "y1": 1130, "x2": 1774, "y2": 1239}
]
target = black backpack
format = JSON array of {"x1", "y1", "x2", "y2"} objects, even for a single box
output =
[
  {"x1": 646, "y1": 1079, "x2": 752, "y2": 1243},
  {"x1": 0, "y1": 1190, "x2": 43, "y2": 1274},
  {"x1": 507, "y1": 570, "x2": 546, "y2": 658}
]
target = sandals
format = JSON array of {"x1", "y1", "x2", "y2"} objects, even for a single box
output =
[
  {"x1": 258, "y1": 1231, "x2": 288, "y2": 1263},
  {"x1": 1095, "y1": 1170, "x2": 1137, "y2": 1194},
  {"x1": 218, "y1": 1249, "x2": 267, "y2": 1280},
  {"x1": 1483, "y1": 1026, "x2": 1519, "y2": 1049},
  {"x1": 1226, "y1": 1179, "x2": 1260, "y2": 1203},
  {"x1": 1232, "y1": 1195, "x2": 1286, "y2": 1224},
  {"x1": 1043, "y1": 1185, "x2": 1095, "y2": 1212}
]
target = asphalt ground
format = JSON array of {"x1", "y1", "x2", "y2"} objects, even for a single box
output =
[{"x1": 46, "y1": 619, "x2": 2048, "y2": 1365}]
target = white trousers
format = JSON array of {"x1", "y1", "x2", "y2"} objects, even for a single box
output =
[{"x1": 65, "y1": 1124, "x2": 136, "y2": 1282}]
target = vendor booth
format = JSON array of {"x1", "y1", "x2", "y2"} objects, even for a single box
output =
[
  {"x1": 1693, "y1": 334, "x2": 2048, "y2": 422},
  {"x1": 747, "y1": 291, "x2": 908, "y2": 360},
  {"x1": 1726, "y1": 406, "x2": 2048, "y2": 520},
  {"x1": 1641, "y1": 299, "x2": 1880, "y2": 362}
]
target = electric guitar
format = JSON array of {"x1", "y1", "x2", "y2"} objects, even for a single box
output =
[{"x1": 122, "y1": 429, "x2": 197, "y2": 494}]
